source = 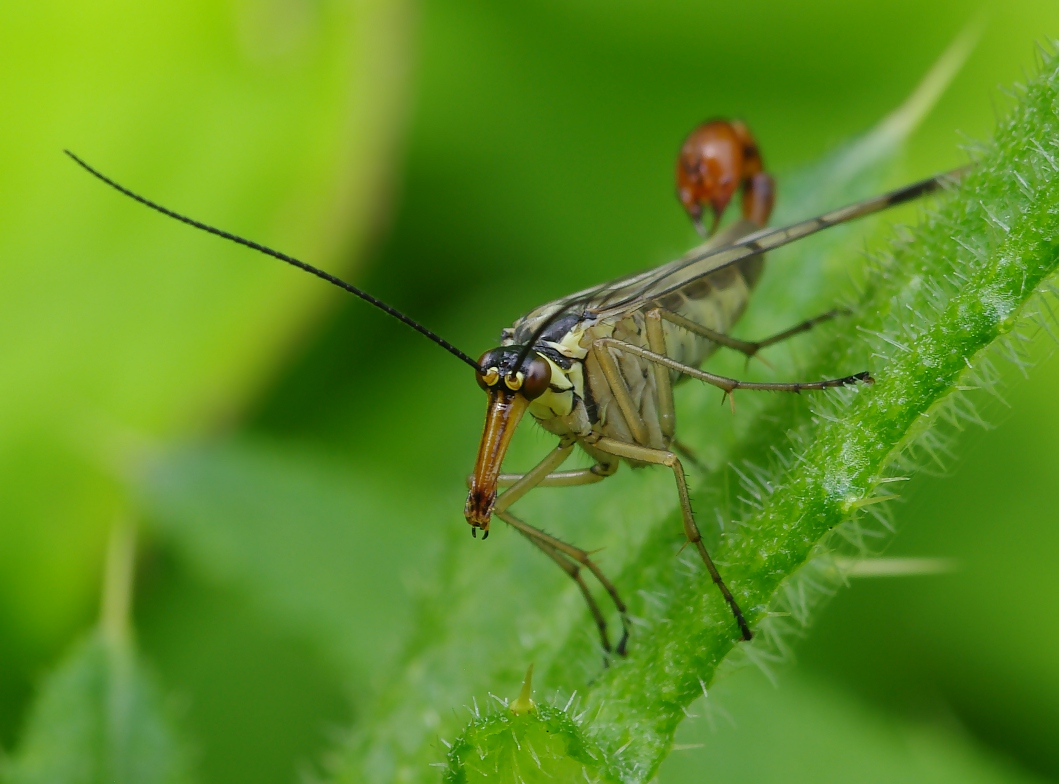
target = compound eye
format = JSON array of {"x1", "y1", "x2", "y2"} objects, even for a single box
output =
[{"x1": 519, "y1": 355, "x2": 552, "y2": 400}]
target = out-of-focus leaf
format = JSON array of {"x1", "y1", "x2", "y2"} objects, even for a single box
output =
[
  {"x1": 2, "y1": 632, "x2": 191, "y2": 784},
  {"x1": 659, "y1": 668, "x2": 1044, "y2": 784},
  {"x1": 134, "y1": 553, "x2": 351, "y2": 784},
  {"x1": 0, "y1": 0, "x2": 413, "y2": 731},
  {"x1": 138, "y1": 438, "x2": 445, "y2": 683}
]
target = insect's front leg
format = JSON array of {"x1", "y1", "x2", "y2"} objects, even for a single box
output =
[
  {"x1": 493, "y1": 443, "x2": 617, "y2": 511},
  {"x1": 467, "y1": 438, "x2": 628, "y2": 654},
  {"x1": 506, "y1": 521, "x2": 615, "y2": 653},
  {"x1": 464, "y1": 438, "x2": 617, "y2": 509},
  {"x1": 489, "y1": 438, "x2": 575, "y2": 513},
  {"x1": 497, "y1": 508, "x2": 630, "y2": 656},
  {"x1": 496, "y1": 466, "x2": 615, "y2": 489}
]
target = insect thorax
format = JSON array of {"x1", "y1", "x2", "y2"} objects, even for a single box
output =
[{"x1": 507, "y1": 269, "x2": 758, "y2": 452}]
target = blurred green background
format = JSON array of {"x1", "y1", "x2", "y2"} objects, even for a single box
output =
[{"x1": 4, "y1": 0, "x2": 1059, "y2": 782}]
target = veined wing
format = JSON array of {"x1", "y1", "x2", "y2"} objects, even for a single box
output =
[
  {"x1": 512, "y1": 167, "x2": 963, "y2": 348},
  {"x1": 509, "y1": 222, "x2": 748, "y2": 347},
  {"x1": 512, "y1": 214, "x2": 762, "y2": 343},
  {"x1": 589, "y1": 167, "x2": 964, "y2": 319}
]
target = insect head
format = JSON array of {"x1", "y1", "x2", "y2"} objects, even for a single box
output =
[{"x1": 464, "y1": 347, "x2": 552, "y2": 537}]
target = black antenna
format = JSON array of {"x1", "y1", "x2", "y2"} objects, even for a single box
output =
[{"x1": 65, "y1": 151, "x2": 482, "y2": 372}]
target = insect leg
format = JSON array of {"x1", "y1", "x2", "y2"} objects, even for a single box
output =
[
  {"x1": 672, "y1": 439, "x2": 710, "y2": 473},
  {"x1": 749, "y1": 309, "x2": 846, "y2": 351},
  {"x1": 589, "y1": 436, "x2": 752, "y2": 640},
  {"x1": 497, "y1": 509, "x2": 631, "y2": 655},
  {"x1": 490, "y1": 439, "x2": 576, "y2": 513},
  {"x1": 591, "y1": 341, "x2": 652, "y2": 445},
  {"x1": 645, "y1": 315, "x2": 709, "y2": 475},
  {"x1": 496, "y1": 467, "x2": 613, "y2": 489},
  {"x1": 646, "y1": 310, "x2": 676, "y2": 439},
  {"x1": 476, "y1": 441, "x2": 628, "y2": 651},
  {"x1": 595, "y1": 337, "x2": 873, "y2": 396},
  {"x1": 510, "y1": 525, "x2": 615, "y2": 653},
  {"x1": 467, "y1": 439, "x2": 617, "y2": 503},
  {"x1": 659, "y1": 308, "x2": 845, "y2": 362}
]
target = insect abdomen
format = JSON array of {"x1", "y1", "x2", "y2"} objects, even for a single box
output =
[{"x1": 661, "y1": 258, "x2": 757, "y2": 374}]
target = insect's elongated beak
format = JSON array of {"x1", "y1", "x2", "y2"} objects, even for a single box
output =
[{"x1": 465, "y1": 388, "x2": 528, "y2": 536}]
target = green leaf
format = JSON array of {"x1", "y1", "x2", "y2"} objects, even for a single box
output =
[
  {"x1": 138, "y1": 438, "x2": 444, "y2": 682},
  {"x1": 326, "y1": 73, "x2": 925, "y2": 784},
  {"x1": 443, "y1": 666, "x2": 1048, "y2": 784},
  {"x1": 330, "y1": 46, "x2": 1059, "y2": 783},
  {"x1": 2, "y1": 632, "x2": 191, "y2": 784}
]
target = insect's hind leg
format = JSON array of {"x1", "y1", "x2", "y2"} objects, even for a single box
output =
[
  {"x1": 588, "y1": 334, "x2": 750, "y2": 640},
  {"x1": 497, "y1": 509, "x2": 631, "y2": 656},
  {"x1": 748, "y1": 309, "x2": 848, "y2": 353},
  {"x1": 659, "y1": 308, "x2": 846, "y2": 365},
  {"x1": 592, "y1": 328, "x2": 868, "y2": 638},
  {"x1": 597, "y1": 337, "x2": 872, "y2": 400},
  {"x1": 480, "y1": 440, "x2": 628, "y2": 653}
]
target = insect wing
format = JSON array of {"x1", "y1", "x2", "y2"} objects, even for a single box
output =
[
  {"x1": 588, "y1": 168, "x2": 962, "y2": 320},
  {"x1": 510, "y1": 220, "x2": 745, "y2": 345}
]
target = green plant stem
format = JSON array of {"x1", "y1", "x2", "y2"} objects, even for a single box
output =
[{"x1": 101, "y1": 517, "x2": 137, "y2": 651}]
